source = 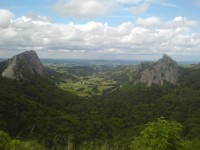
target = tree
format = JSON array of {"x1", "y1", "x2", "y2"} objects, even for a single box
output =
[
  {"x1": 130, "y1": 117, "x2": 191, "y2": 150},
  {"x1": 0, "y1": 130, "x2": 11, "y2": 150}
]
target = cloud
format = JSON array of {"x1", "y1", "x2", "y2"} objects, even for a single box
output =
[
  {"x1": 117, "y1": 0, "x2": 143, "y2": 4},
  {"x1": 136, "y1": 16, "x2": 197, "y2": 29},
  {"x1": 152, "y1": 1, "x2": 180, "y2": 8},
  {"x1": 131, "y1": 2, "x2": 150, "y2": 15},
  {"x1": 136, "y1": 16, "x2": 161, "y2": 27},
  {"x1": 54, "y1": 0, "x2": 116, "y2": 18},
  {"x1": 54, "y1": 0, "x2": 150, "y2": 18},
  {"x1": 0, "y1": 9, "x2": 14, "y2": 28},
  {"x1": 0, "y1": 9, "x2": 200, "y2": 59}
]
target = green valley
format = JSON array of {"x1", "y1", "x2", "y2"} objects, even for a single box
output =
[{"x1": 45, "y1": 64, "x2": 130, "y2": 97}]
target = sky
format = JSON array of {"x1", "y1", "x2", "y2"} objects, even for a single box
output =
[{"x1": 0, "y1": 0, "x2": 200, "y2": 60}]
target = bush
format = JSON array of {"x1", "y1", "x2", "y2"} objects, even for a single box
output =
[
  {"x1": 0, "y1": 130, "x2": 11, "y2": 150},
  {"x1": 7, "y1": 139, "x2": 21, "y2": 150},
  {"x1": 0, "y1": 130, "x2": 47, "y2": 150},
  {"x1": 130, "y1": 117, "x2": 192, "y2": 150},
  {"x1": 17, "y1": 141, "x2": 47, "y2": 150}
]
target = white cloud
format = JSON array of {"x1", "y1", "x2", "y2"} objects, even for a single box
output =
[
  {"x1": 0, "y1": 9, "x2": 200, "y2": 59},
  {"x1": 136, "y1": 17, "x2": 161, "y2": 27},
  {"x1": 0, "y1": 9, "x2": 14, "y2": 28},
  {"x1": 54, "y1": 0, "x2": 150, "y2": 18},
  {"x1": 136, "y1": 16, "x2": 197, "y2": 29},
  {"x1": 54, "y1": 0, "x2": 116, "y2": 18}
]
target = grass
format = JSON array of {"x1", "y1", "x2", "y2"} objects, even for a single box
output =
[
  {"x1": 46, "y1": 64, "x2": 119, "y2": 97},
  {"x1": 59, "y1": 75, "x2": 116, "y2": 97}
]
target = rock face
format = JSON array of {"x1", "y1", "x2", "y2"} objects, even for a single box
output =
[
  {"x1": 0, "y1": 50, "x2": 44, "y2": 79},
  {"x1": 130, "y1": 54, "x2": 179, "y2": 86}
]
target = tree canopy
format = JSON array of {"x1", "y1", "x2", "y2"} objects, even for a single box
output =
[{"x1": 131, "y1": 117, "x2": 191, "y2": 150}]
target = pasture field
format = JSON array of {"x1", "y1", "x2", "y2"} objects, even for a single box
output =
[{"x1": 46, "y1": 64, "x2": 118, "y2": 97}]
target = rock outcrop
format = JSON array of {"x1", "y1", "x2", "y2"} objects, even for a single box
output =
[
  {"x1": 130, "y1": 54, "x2": 179, "y2": 86},
  {"x1": 0, "y1": 50, "x2": 44, "y2": 79}
]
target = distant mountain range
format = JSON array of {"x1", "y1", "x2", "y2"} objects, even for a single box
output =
[
  {"x1": 41, "y1": 59, "x2": 200, "y2": 65},
  {"x1": 0, "y1": 58, "x2": 200, "y2": 65}
]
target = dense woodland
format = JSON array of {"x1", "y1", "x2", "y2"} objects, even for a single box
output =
[{"x1": 1, "y1": 65, "x2": 200, "y2": 149}]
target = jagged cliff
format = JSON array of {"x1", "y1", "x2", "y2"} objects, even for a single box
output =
[
  {"x1": 0, "y1": 50, "x2": 44, "y2": 79},
  {"x1": 130, "y1": 54, "x2": 179, "y2": 86}
]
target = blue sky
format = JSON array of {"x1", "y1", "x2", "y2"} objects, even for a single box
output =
[
  {"x1": 0, "y1": 0, "x2": 200, "y2": 60},
  {"x1": 1, "y1": 0, "x2": 200, "y2": 26}
]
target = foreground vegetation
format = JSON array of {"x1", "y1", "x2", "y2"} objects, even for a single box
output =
[
  {"x1": 1, "y1": 118, "x2": 200, "y2": 150},
  {"x1": 0, "y1": 130, "x2": 46, "y2": 150}
]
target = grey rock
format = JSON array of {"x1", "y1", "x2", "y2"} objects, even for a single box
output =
[
  {"x1": 130, "y1": 54, "x2": 179, "y2": 86},
  {"x1": 1, "y1": 50, "x2": 44, "y2": 80}
]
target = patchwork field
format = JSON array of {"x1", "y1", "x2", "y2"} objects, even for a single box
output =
[{"x1": 45, "y1": 64, "x2": 118, "y2": 97}]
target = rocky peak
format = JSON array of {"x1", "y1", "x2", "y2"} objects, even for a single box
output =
[
  {"x1": 130, "y1": 54, "x2": 179, "y2": 86},
  {"x1": 162, "y1": 54, "x2": 172, "y2": 60},
  {"x1": 158, "y1": 54, "x2": 177, "y2": 65},
  {"x1": 1, "y1": 50, "x2": 44, "y2": 80}
]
